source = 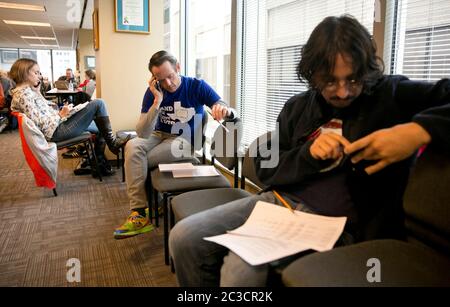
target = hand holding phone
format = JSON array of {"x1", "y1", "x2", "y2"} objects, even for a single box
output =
[
  {"x1": 148, "y1": 77, "x2": 161, "y2": 92},
  {"x1": 149, "y1": 77, "x2": 163, "y2": 106},
  {"x1": 155, "y1": 80, "x2": 161, "y2": 92}
]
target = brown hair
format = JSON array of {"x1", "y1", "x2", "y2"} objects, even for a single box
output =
[
  {"x1": 9, "y1": 58, "x2": 38, "y2": 85},
  {"x1": 148, "y1": 50, "x2": 178, "y2": 72},
  {"x1": 85, "y1": 69, "x2": 96, "y2": 80}
]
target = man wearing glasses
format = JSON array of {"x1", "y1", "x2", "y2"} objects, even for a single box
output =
[{"x1": 169, "y1": 15, "x2": 450, "y2": 286}]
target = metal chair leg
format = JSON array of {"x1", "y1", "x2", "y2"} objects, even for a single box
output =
[
  {"x1": 170, "y1": 256, "x2": 175, "y2": 273},
  {"x1": 53, "y1": 188, "x2": 58, "y2": 197},
  {"x1": 163, "y1": 192, "x2": 169, "y2": 265},
  {"x1": 154, "y1": 188, "x2": 159, "y2": 228},
  {"x1": 146, "y1": 177, "x2": 153, "y2": 224},
  {"x1": 87, "y1": 139, "x2": 102, "y2": 182},
  {"x1": 121, "y1": 148, "x2": 126, "y2": 182},
  {"x1": 169, "y1": 196, "x2": 175, "y2": 230}
]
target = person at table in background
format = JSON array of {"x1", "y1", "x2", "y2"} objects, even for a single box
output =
[
  {"x1": 113, "y1": 50, "x2": 236, "y2": 239},
  {"x1": 38, "y1": 73, "x2": 52, "y2": 98},
  {"x1": 42, "y1": 76, "x2": 52, "y2": 92},
  {"x1": 168, "y1": 14, "x2": 450, "y2": 287},
  {"x1": 58, "y1": 68, "x2": 78, "y2": 87},
  {"x1": 77, "y1": 69, "x2": 96, "y2": 98},
  {"x1": 10, "y1": 58, "x2": 129, "y2": 159}
]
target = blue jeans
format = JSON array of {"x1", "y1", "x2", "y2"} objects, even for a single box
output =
[
  {"x1": 169, "y1": 192, "x2": 320, "y2": 287},
  {"x1": 50, "y1": 99, "x2": 108, "y2": 142}
]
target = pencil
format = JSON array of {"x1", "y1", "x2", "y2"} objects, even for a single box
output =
[
  {"x1": 273, "y1": 190, "x2": 295, "y2": 214},
  {"x1": 206, "y1": 109, "x2": 230, "y2": 133}
]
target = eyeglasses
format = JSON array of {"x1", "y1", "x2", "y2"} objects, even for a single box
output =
[{"x1": 320, "y1": 79, "x2": 363, "y2": 92}]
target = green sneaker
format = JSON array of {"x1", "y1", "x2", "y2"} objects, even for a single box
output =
[{"x1": 114, "y1": 210, "x2": 154, "y2": 239}]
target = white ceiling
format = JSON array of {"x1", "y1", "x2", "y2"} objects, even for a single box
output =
[{"x1": 0, "y1": 0, "x2": 93, "y2": 50}]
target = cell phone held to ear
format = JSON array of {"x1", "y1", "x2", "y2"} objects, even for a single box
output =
[{"x1": 155, "y1": 81, "x2": 161, "y2": 92}]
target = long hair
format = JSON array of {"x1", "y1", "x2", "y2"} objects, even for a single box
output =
[
  {"x1": 148, "y1": 50, "x2": 178, "y2": 72},
  {"x1": 9, "y1": 58, "x2": 38, "y2": 85},
  {"x1": 297, "y1": 15, "x2": 384, "y2": 93}
]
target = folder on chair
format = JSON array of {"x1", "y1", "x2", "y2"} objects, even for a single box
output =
[
  {"x1": 158, "y1": 163, "x2": 195, "y2": 172},
  {"x1": 172, "y1": 165, "x2": 220, "y2": 178}
]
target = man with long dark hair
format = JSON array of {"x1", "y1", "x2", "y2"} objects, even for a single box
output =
[{"x1": 169, "y1": 15, "x2": 450, "y2": 286}]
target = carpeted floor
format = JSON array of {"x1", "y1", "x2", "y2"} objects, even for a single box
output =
[{"x1": 0, "y1": 130, "x2": 177, "y2": 287}]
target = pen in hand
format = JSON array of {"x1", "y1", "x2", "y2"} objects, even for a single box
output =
[
  {"x1": 206, "y1": 109, "x2": 230, "y2": 133},
  {"x1": 273, "y1": 190, "x2": 295, "y2": 214}
]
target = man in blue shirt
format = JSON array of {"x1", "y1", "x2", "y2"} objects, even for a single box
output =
[{"x1": 114, "y1": 50, "x2": 234, "y2": 239}]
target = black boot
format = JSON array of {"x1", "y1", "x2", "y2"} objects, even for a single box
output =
[
  {"x1": 94, "y1": 116, "x2": 131, "y2": 155},
  {"x1": 93, "y1": 156, "x2": 116, "y2": 177}
]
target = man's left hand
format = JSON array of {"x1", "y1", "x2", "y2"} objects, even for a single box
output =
[
  {"x1": 211, "y1": 104, "x2": 230, "y2": 121},
  {"x1": 344, "y1": 123, "x2": 431, "y2": 175}
]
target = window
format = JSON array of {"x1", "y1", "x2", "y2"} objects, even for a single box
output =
[
  {"x1": 52, "y1": 50, "x2": 76, "y2": 82},
  {"x1": 164, "y1": 0, "x2": 181, "y2": 61},
  {"x1": 185, "y1": 0, "x2": 232, "y2": 103},
  {"x1": 385, "y1": 0, "x2": 450, "y2": 82},
  {"x1": 0, "y1": 48, "x2": 19, "y2": 71},
  {"x1": 238, "y1": 0, "x2": 375, "y2": 145},
  {"x1": 0, "y1": 48, "x2": 76, "y2": 84}
]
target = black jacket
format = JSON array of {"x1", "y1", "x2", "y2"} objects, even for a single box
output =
[{"x1": 256, "y1": 75, "x2": 450, "y2": 240}]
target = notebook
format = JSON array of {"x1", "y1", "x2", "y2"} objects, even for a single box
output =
[{"x1": 60, "y1": 102, "x2": 90, "y2": 121}]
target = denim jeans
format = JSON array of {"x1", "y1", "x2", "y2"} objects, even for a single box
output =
[
  {"x1": 50, "y1": 99, "x2": 107, "y2": 142},
  {"x1": 169, "y1": 191, "x2": 319, "y2": 287}
]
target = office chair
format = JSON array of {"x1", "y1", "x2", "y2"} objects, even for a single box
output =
[{"x1": 151, "y1": 117, "x2": 243, "y2": 265}]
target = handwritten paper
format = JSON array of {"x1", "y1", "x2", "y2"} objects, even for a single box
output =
[{"x1": 204, "y1": 201, "x2": 346, "y2": 266}]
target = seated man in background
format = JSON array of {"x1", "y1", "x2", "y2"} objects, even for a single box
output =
[
  {"x1": 169, "y1": 15, "x2": 450, "y2": 286},
  {"x1": 113, "y1": 50, "x2": 236, "y2": 239},
  {"x1": 58, "y1": 68, "x2": 78, "y2": 87}
]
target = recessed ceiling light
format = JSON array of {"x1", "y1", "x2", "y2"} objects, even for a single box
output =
[
  {"x1": 3, "y1": 20, "x2": 51, "y2": 27},
  {"x1": 21, "y1": 36, "x2": 56, "y2": 40},
  {"x1": 29, "y1": 44, "x2": 59, "y2": 48},
  {"x1": 0, "y1": 2, "x2": 46, "y2": 11}
]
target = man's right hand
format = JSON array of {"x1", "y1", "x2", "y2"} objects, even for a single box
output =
[
  {"x1": 310, "y1": 132, "x2": 351, "y2": 160},
  {"x1": 148, "y1": 77, "x2": 163, "y2": 107}
]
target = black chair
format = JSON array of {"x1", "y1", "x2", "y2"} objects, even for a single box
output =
[
  {"x1": 170, "y1": 132, "x2": 269, "y2": 226},
  {"x1": 55, "y1": 131, "x2": 102, "y2": 182},
  {"x1": 167, "y1": 133, "x2": 268, "y2": 272},
  {"x1": 47, "y1": 132, "x2": 103, "y2": 196},
  {"x1": 281, "y1": 148, "x2": 450, "y2": 286},
  {"x1": 151, "y1": 117, "x2": 243, "y2": 265}
]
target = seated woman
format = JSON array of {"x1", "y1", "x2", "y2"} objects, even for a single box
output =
[
  {"x1": 9, "y1": 58, "x2": 129, "y2": 158},
  {"x1": 77, "y1": 69, "x2": 96, "y2": 98}
]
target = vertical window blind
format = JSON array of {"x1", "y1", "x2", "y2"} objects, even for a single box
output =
[
  {"x1": 238, "y1": 0, "x2": 375, "y2": 146},
  {"x1": 384, "y1": 0, "x2": 450, "y2": 81}
]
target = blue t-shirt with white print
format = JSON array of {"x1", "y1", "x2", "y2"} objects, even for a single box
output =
[{"x1": 141, "y1": 76, "x2": 221, "y2": 144}]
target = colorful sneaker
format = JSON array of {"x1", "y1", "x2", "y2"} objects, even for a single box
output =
[{"x1": 114, "y1": 210, "x2": 154, "y2": 239}]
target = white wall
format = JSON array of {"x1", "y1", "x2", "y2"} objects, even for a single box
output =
[
  {"x1": 94, "y1": 0, "x2": 164, "y2": 148},
  {"x1": 78, "y1": 29, "x2": 95, "y2": 82}
]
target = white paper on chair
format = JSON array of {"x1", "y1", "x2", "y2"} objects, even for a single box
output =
[
  {"x1": 172, "y1": 165, "x2": 220, "y2": 178},
  {"x1": 158, "y1": 162, "x2": 195, "y2": 172},
  {"x1": 204, "y1": 201, "x2": 347, "y2": 266}
]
